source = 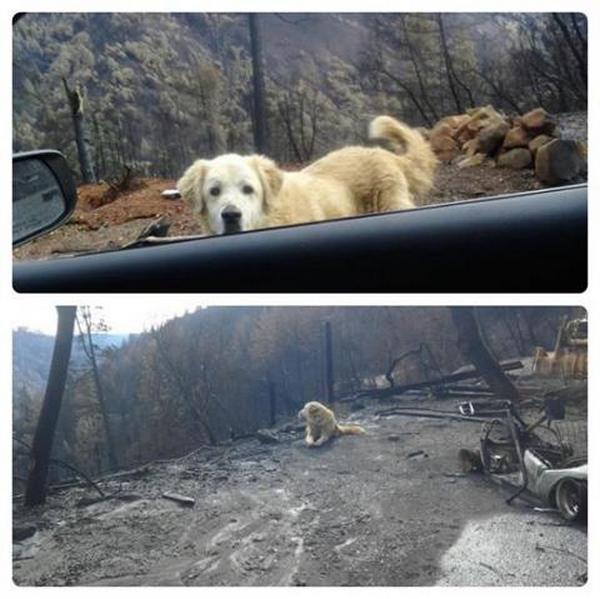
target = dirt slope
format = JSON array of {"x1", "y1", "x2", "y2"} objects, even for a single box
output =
[
  {"x1": 12, "y1": 165, "x2": 541, "y2": 261},
  {"x1": 13, "y1": 112, "x2": 586, "y2": 261},
  {"x1": 13, "y1": 398, "x2": 587, "y2": 586}
]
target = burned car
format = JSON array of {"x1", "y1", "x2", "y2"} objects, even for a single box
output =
[{"x1": 459, "y1": 398, "x2": 587, "y2": 522}]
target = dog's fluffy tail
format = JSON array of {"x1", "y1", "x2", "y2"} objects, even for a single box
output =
[
  {"x1": 336, "y1": 423, "x2": 366, "y2": 436},
  {"x1": 369, "y1": 115, "x2": 437, "y2": 197}
]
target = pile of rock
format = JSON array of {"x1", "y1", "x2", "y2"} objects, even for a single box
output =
[{"x1": 427, "y1": 106, "x2": 586, "y2": 185}]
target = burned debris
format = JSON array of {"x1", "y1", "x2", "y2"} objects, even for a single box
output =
[{"x1": 13, "y1": 307, "x2": 587, "y2": 585}]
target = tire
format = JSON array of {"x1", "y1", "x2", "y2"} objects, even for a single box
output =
[
  {"x1": 458, "y1": 448, "x2": 482, "y2": 473},
  {"x1": 555, "y1": 478, "x2": 587, "y2": 522}
]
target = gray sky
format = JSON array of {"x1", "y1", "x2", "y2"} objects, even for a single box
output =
[{"x1": 12, "y1": 301, "x2": 203, "y2": 335}]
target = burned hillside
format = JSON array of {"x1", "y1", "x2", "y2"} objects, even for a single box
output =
[{"x1": 13, "y1": 306, "x2": 587, "y2": 586}]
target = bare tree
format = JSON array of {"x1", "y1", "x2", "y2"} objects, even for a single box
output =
[
  {"x1": 25, "y1": 306, "x2": 77, "y2": 506},
  {"x1": 399, "y1": 15, "x2": 440, "y2": 123},
  {"x1": 277, "y1": 83, "x2": 320, "y2": 162},
  {"x1": 436, "y1": 14, "x2": 475, "y2": 113},
  {"x1": 248, "y1": 13, "x2": 269, "y2": 154},
  {"x1": 76, "y1": 307, "x2": 119, "y2": 471},
  {"x1": 151, "y1": 326, "x2": 218, "y2": 445},
  {"x1": 364, "y1": 19, "x2": 435, "y2": 127},
  {"x1": 551, "y1": 13, "x2": 587, "y2": 89},
  {"x1": 62, "y1": 78, "x2": 96, "y2": 183}
]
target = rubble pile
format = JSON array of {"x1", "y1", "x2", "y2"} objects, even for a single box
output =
[{"x1": 427, "y1": 106, "x2": 587, "y2": 185}]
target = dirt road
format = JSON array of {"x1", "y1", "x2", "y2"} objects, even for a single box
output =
[{"x1": 13, "y1": 400, "x2": 587, "y2": 586}]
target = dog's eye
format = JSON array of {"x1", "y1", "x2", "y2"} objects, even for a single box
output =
[
  {"x1": 209, "y1": 186, "x2": 221, "y2": 197},
  {"x1": 242, "y1": 184, "x2": 254, "y2": 195}
]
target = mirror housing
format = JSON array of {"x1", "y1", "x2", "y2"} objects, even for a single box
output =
[{"x1": 13, "y1": 150, "x2": 77, "y2": 247}]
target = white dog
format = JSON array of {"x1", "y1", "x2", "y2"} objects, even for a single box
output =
[
  {"x1": 177, "y1": 115, "x2": 437, "y2": 235},
  {"x1": 298, "y1": 401, "x2": 365, "y2": 447}
]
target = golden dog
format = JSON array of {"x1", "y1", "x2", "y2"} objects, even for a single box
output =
[
  {"x1": 298, "y1": 401, "x2": 365, "y2": 447},
  {"x1": 177, "y1": 115, "x2": 437, "y2": 235}
]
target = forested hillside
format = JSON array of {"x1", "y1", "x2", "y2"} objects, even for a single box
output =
[
  {"x1": 13, "y1": 306, "x2": 580, "y2": 480},
  {"x1": 13, "y1": 13, "x2": 587, "y2": 181},
  {"x1": 13, "y1": 328, "x2": 130, "y2": 396}
]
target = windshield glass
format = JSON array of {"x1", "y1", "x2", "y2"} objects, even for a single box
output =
[{"x1": 12, "y1": 13, "x2": 587, "y2": 260}]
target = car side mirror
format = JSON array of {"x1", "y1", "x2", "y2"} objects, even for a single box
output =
[{"x1": 13, "y1": 150, "x2": 77, "y2": 247}]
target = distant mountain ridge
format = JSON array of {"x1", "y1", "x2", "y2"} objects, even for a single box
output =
[{"x1": 13, "y1": 329, "x2": 132, "y2": 396}]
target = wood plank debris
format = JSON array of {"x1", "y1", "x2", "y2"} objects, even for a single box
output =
[
  {"x1": 162, "y1": 492, "x2": 195, "y2": 507},
  {"x1": 343, "y1": 359, "x2": 523, "y2": 401}
]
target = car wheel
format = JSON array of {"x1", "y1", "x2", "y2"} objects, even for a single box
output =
[{"x1": 555, "y1": 478, "x2": 587, "y2": 522}]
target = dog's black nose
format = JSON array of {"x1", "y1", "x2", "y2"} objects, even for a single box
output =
[
  {"x1": 222, "y1": 205, "x2": 242, "y2": 223},
  {"x1": 222, "y1": 205, "x2": 242, "y2": 234}
]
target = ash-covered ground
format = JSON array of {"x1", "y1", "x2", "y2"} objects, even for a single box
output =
[{"x1": 13, "y1": 394, "x2": 587, "y2": 587}]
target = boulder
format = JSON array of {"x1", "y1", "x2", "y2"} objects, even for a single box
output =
[
  {"x1": 528, "y1": 134, "x2": 555, "y2": 157},
  {"x1": 457, "y1": 153, "x2": 486, "y2": 169},
  {"x1": 497, "y1": 148, "x2": 533, "y2": 169},
  {"x1": 455, "y1": 114, "x2": 472, "y2": 129},
  {"x1": 437, "y1": 148, "x2": 460, "y2": 163},
  {"x1": 576, "y1": 140, "x2": 587, "y2": 160},
  {"x1": 429, "y1": 130, "x2": 459, "y2": 162},
  {"x1": 502, "y1": 125, "x2": 530, "y2": 149},
  {"x1": 455, "y1": 106, "x2": 506, "y2": 146},
  {"x1": 462, "y1": 138, "x2": 480, "y2": 157},
  {"x1": 535, "y1": 139, "x2": 585, "y2": 185},
  {"x1": 466, "y1": 104, "x2": 497, "y2": 119},
  {"x1": 435, "y1": 114, "x2": 465, "y2": 130},
  {"x1": 431, "y1": 121, "x2": 454, "y2": 138},
  {"x1": 456, "y1": 126, "x2": 477, "y2": 145},
  {"x1": 521, "y1": 108, "x2": 556, "y2": 135},
  {"x1": 477, "y1": 120, "x2": 510, "y2": 155}
]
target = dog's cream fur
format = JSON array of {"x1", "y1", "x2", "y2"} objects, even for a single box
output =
[
  {"x1": 177, "y1": 116, "x2": 437, "y2": 234},
  {"x1": 298, "y1": 401, "x2": 365, "y2": 447}
]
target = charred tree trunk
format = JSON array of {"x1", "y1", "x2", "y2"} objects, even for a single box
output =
[
  {"x1": 324, "y1": 321, "x2": 334, "y2": 403},
  {"x1": 24, "y1": 306, "x2": 77, "y2": 507},
  {"x1": 268, "y1": 378, "x2": 277, "y2": 426},
  {"x1": 450, "y1": 307, "x2": 520, "y2": 401},
  {"x1": 278, "y1": 96, "x2": 303, "y2": 161},
  {"x1": 437, "y1": 14, "x2": 464, "y2": 114},
  {"x1": 89, "y1": 351, "x2": 119, "y2": 471},
  {"x1": 400, "y1": 17, "x2": 439, "y2": 123},
  {"x1": 380, "y1": 66, "x2": 434, "y2": 127},
  {"x1": 77, "y1": 310, "x2": 119, "y2": 471},
  {"x1": 552, "y1": 13, "x2": 587, "y2": 90},
  {"x1": 248, "y1": 13, "x2": 269, "y2": 154},
  {"x1": 91, "y1": 114, "x2": 106, "y2": 180},
  {"x1": 62, "y1": 78, "x2": 96, "y2": 183}
]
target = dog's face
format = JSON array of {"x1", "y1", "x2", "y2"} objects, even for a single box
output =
[
  {"x1": 298, "y1": 401, "x2": 328, "y2": 424},
  {"x1": 177, "y1": 154, "x2": 283, "y2": 235}
]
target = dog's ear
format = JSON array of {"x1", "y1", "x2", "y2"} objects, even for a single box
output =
[
  {"x1": 177, "y1": 160, "x2": 207, "y2": 213},
  {"x1": 248, "y1": 155, "x2": 283, "y2": 208}
]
